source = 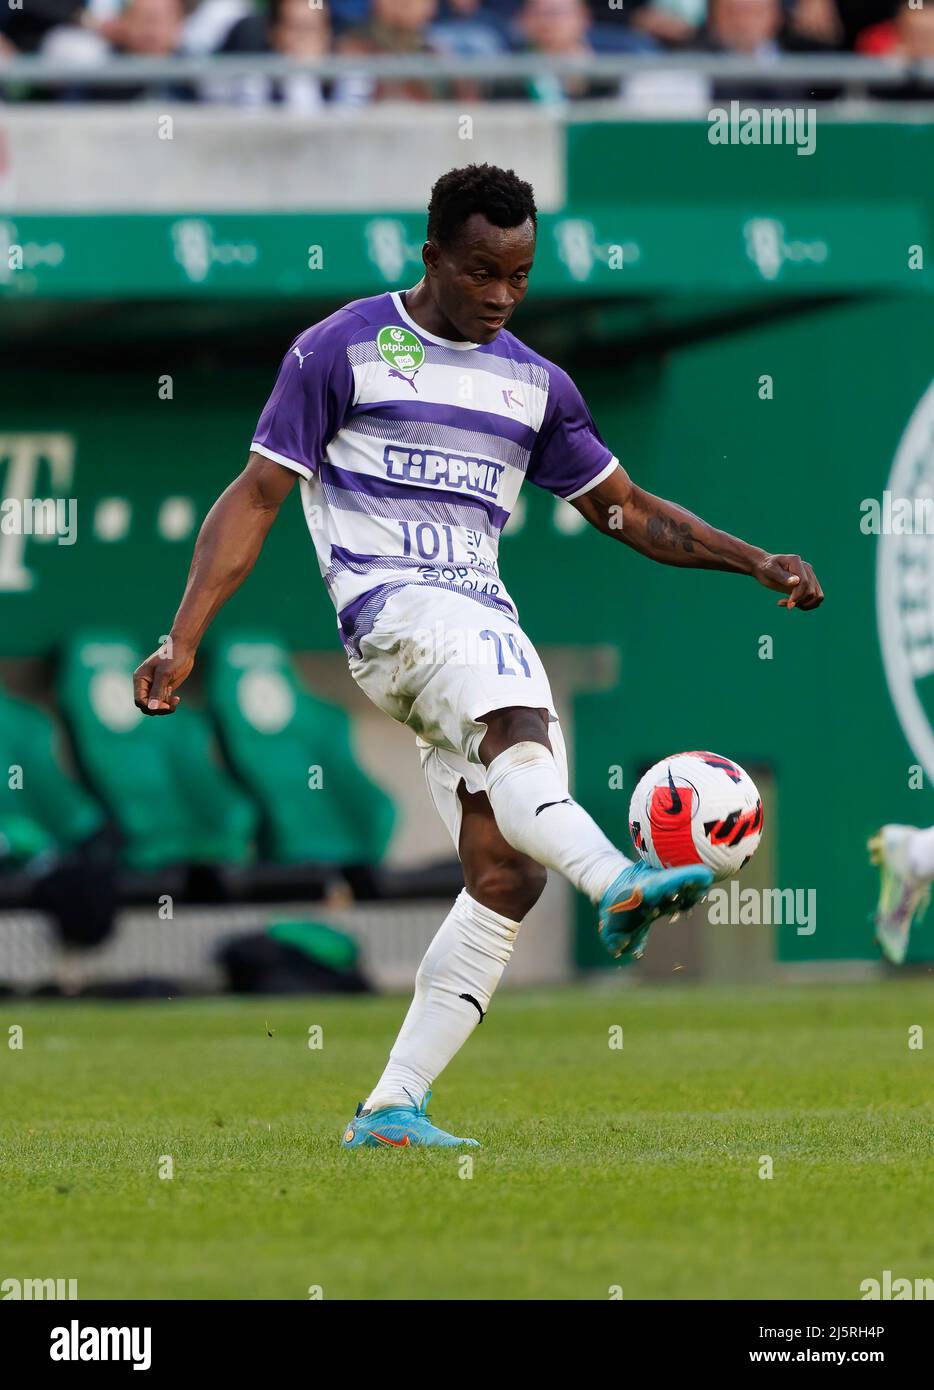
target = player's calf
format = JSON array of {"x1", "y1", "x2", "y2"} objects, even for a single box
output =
[{"x1": 484, "y1": 738, "x2": 630, "y2": 904}]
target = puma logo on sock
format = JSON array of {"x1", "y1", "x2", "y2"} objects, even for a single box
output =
[{"x1": 459, "y1": 993, "x2": 486, "y2": 1023}]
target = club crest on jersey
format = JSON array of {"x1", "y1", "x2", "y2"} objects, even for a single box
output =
[
  {"x1": 376, "y1": 325, "x2": 425, "y2": 374},
  {"x1": 383, "y1": 445, "x2": 503, "y2": 500}
]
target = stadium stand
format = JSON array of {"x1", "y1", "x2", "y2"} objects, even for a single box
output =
[
  {"x1": 57, "y1": 633, "x2": 258, "y2": 872},
  {"x1": 46, "y1": 633, "x2": 459, "y2": 907},
  {"x1": 1, "y1": 0, "x2": 931, "y2": 105},
  {"x1": 0, "y1": 682, "x2": 103, "y2": 867},
  {"x1": 205, "y1": 633, "x2": 396, "y2": 866},
  {"x1": 0, "y1": 682, "x2": 118, "y2": 944}
]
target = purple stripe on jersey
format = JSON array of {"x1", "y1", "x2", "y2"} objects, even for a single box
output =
[
  {"x1": 322, "y1": 483, "x2": 501, "y2": 538},
  {"x1": 329, "y1": 544, "x2": 388, "y2": 574},
  {"x1": 319, "y1": 460, "x2": 510, "y2": 531},
  {"x1": 339, "y1": 579, "x2": 518, "y2": 658},
  {"x1": 329, "y1": 546, "x2": 435, "y2": 575},
  {"x1": 346, "y1": 400, "x2": 538, "y2": 453},
  {"x1": 325, "y1": 546, "x2": 500, "y2": 590},
  {"x1": 338, "y1": 585, "x2": 386, "y2": 645},
  {"x1": 342, "y1": 415, "x2": 530, "y2": 473},
  {"x1": 326, "y1": 547, "x2": 424, "y2": 582}
]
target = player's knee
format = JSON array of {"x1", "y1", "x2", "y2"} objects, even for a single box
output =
[
  {"x1": 469, "y1": 857, "x2": 547, "y2": 920},
  {"x1": 479, "y1": 705, "x2": 550, "y2": 765}
]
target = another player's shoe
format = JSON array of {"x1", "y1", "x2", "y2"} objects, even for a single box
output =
[
  {"x1": 598, "y1": 860, "x2": 713, "y2": 961},
  {"x1": 868, "y1": 824, "x2": 931, "y2": 965},
  {"x1": 340, "y1": 1090, "x2": 480, "y2": 1149}
]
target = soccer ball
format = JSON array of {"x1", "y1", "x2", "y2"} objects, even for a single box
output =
[{"x1": 628, "y1": 751, "x2": 763, "y2": 882}]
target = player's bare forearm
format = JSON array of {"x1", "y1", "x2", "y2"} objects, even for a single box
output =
[
  {"x1": 572, "y1": 464, "x2": 824, "y2": 610},
  {"x1": 170, "y1": 455, "x2": 294, "y2": 648},
  {"x1": 133, "y1": 453, "x2": 296, "y2": 714},
  {"x1": 580, "y1": 477, "x2": 765, "y2": 574}
]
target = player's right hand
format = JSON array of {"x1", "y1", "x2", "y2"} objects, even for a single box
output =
[{"x1": 133, "y1": 642, "x2": 195, "y2": 716}]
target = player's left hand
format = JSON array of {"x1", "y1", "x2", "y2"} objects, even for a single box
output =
[{"x1": 754, "y1": 553, "x2": 824, "y2": 610}]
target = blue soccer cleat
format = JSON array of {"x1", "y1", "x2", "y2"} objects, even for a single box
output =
[
  {"x1": 340, "y1": 1089, "x2": 480, "y2": 1150},
  {"x1": 598, "y1": 860, "x2": 713, "y2": 961}
]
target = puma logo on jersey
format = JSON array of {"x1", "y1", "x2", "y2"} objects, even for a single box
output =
[
  {"x1": 291, "y1": 346, "x2": 314, "y2": 368},
  {"x1": 389, "y1": 368, "x2": 419, "y2": 392}
]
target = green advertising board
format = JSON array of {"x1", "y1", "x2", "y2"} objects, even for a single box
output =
[{"x1": 0, "y1": 201, "x2": 927, "y2": 300}]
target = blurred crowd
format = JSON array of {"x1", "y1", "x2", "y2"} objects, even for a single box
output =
[{"x1": 1, "y1": 0, "x2": 932, "y2": 104}]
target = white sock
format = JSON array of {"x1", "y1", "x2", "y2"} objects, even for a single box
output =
[
  {"x1": 485, "y1": 741, "x2": 629, "y2": 903},
  {"x1": 908, "y1": 826, "x2": 934, "y2": 879},
  {"x1": 363, "y1": 889, "x2": 520, "y2": 1113}
]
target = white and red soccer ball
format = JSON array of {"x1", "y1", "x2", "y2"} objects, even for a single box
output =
[{"x1": 628, "y1": 751, "x2": 763, "y2": 882}]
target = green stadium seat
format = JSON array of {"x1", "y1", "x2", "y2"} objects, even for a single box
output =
[
  {"x1": 0, "y1": 685, "x2": 103, "y2": 865},
  {"x1": 205, "y1": 635, "x2": 396, "y2": 867},
  {"x1": 57, "y1": 635, "x2": 258, "y2": 871}
]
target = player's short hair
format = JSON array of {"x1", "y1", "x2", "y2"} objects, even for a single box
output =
[{"x1": 426, "y1": 164, "x2": 537, "y2": 251}]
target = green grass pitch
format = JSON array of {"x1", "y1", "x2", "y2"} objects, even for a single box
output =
[{"x1": 1, "y1": 982, "x2": 931, "y2": 1300}]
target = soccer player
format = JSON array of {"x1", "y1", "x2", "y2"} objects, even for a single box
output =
[
  {"x1": 134, "y1": 164, "x2": 823, "y2": 1149},
  {"x1": 868, "y1": 825, "x2": 932, "y2": 964}
]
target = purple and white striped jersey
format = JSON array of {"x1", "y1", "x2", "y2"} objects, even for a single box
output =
[{"x1": 251, "y1": 290, "x2": 619, "y2": 653}]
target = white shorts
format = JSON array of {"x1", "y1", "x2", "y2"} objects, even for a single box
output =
[{"x1": 347, "y1": 584, "x2": 568, "y2": 853}]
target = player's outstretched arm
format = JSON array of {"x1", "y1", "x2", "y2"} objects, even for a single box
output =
[
  {"x1": 571, "y1": 462, "x2": 823, "y2": 611},
  {"x1": 133, "y1": 452, "x2": 297, "y2": 716}
]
